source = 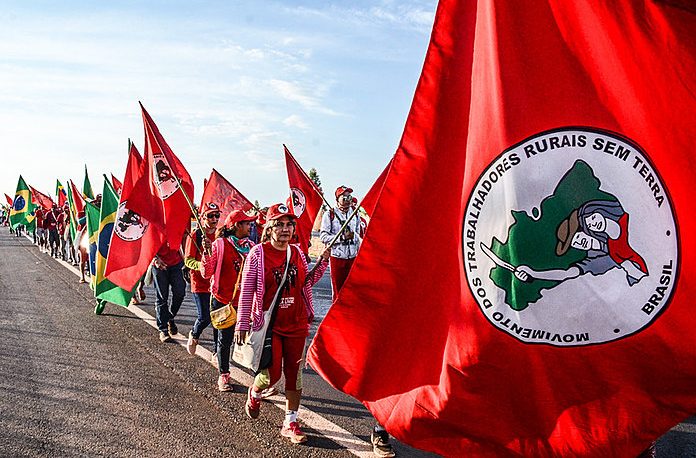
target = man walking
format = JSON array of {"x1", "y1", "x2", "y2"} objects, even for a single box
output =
[{"x1": 152, "y1": 241, "x2": 186, "y2": 343}]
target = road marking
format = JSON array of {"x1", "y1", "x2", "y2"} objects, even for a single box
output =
[
  {"x1": 26, "y1": 235, "x2": 374, "y2": 456},
  {"x1": 672, "y1": 423, "x2": 696, "y2": 434}
]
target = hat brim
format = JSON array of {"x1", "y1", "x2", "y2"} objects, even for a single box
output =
[{"x1": 555, "y1": 209, "x2": 579, "y2": 256}]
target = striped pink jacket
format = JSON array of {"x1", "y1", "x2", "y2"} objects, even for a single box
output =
[{"x1": 235, "y1": 243, "x2": 328, "y2": 332}]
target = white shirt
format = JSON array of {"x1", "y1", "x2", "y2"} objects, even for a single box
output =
[{"x1": 319, "y1": 208, "x2": 362, "y2": 259}]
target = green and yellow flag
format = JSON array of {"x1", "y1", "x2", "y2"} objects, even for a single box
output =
[
  {"x1": 94, "y1": 176, "x2": 135, "y2": 307},
  {"x1": 83, "y1": 165, "x2": 95, "y2": 200},
  {"x1": 9, "y1": 175, "x2": 35, "y2": 230},
  {"x1": 85, "y1": 199, "x2": 100, "y2": 291}
]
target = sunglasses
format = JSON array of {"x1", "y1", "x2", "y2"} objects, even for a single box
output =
[{"x1": 205, "y1": 213, "x2": 221, "y2": 219}]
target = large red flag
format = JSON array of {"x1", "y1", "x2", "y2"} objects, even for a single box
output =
[
  {"x1": 284, "y1": 145, "x2": 324, "y2": 255},
  {"x1": 200, "y1": 168, "x2": 254, "y2": 222},
  {"x1": 308, "y1": 1, "x2": 696, "y2": 456},
  {"x1": 105, "y1": 142, "x2": 165, "y2": 291},
  {"x1": 359, "y1": 157, "x2": 392, "y2": 219},
  {"x1": 129, "y1": 103, "x2": 194, "y2": 249},
  {"x1": 29, "y1": 186, "x2": 54, "y2": 211}
]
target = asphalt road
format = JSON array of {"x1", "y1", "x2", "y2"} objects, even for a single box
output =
[{"x1": 0, "y1": 230, "x2": 694, "y2": 457}]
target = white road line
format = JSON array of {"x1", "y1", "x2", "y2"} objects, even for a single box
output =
[
  {"x1": 25, "y1": 235, "x2": 373, "y2": 456},
  {"x1": 672, "y1": 423, "x2": 696, "y2": 434}
]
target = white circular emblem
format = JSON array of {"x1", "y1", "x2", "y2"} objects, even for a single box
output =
[
  {"x1": 114, "y1": 202, "x2": 149, "y2": 241},
  {"x1": 152, "y1": 152, "x2": 180, "y2": 199},
  {"x1": 290, "y1": 188, "x2": 306, "y2": 217},
  {"x1": 463, "y1": 127, "x2": 679, "y2": 346}
]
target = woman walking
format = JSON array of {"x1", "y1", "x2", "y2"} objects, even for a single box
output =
[
  {"x1": 185, "y1": 202, "x2": 220, "y2": 358},
  {"x1": 201, "y1": 209, "x2": 257, "y2": 391},
  {"x1": 234, "y1": 203, "x2": 329, "y2": 444}
]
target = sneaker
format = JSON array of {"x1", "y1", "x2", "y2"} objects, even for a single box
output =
[
  {"x1": 217, "y1": 373, "x2": 234, "y2": 392},
  {"x1": 245, "y1": 388, "x2": 261, "y2": 419},
  {"x1": 186, "y1": 331, "x2": 198, "y2": 355},
  {"x1": 168, "y1": 321, "x2": 178, "y2": 336},
  {"x1": 260, "y1": 386, "x2": 278, "y2": 399},
  {"x1": 371, "y1": 430, "x2": 396, "y2": 457},
  {"x1": 159, "y1": 331, "x2": 172, "y2": 343},
  {"x1": 281, "y1": 421, "x2": 307, "y2": 444}
]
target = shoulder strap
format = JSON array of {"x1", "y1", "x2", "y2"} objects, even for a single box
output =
[{"x1": 267, "y1": 247, "x2": 291, "y2": 314}]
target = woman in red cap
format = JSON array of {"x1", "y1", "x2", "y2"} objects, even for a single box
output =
[
  {"x1": 201, "y1": 209, "x2": 257, "y2": 391},
  {"x1": 184, "y1": 202, "x2": 221, "y2": 359},
  {"x1": 234, "y1": 203, "x2": 329, "y2": 444}
]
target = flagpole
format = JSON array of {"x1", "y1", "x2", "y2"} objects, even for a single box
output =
[
  {"x1": 173, "y1": 176, "x2": 207, "y2": 255},
  {"x1": 306, "y1": 201, "x2": 364, "y2": 279}
]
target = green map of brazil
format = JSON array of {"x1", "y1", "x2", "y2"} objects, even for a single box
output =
[{"x1": 488, "y1": 160, "x2": 617, "y2": 311}]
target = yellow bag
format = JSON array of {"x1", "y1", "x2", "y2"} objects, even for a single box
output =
[
  {"x1": 210, "y1": 304, "x2": 237, "y2": 330},
  {"x1": 209, "y1": 255, "x2": 245, "y2": 330}
]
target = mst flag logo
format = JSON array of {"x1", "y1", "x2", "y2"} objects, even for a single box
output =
[
  {"x1": 114, "y1": 202, "x2": 149, "y2": 241},
  {"x1": 463, "y1": 127, "x2": 679, "y2": 346},
  {"x1": 152, "y1": 152, "x2": 180, "y2": 199},
  {"x1": 289, "y1": 187, "x2": 306, "y2": 218}
]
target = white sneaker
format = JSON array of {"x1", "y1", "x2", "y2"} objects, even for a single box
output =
[{"x1": 186, "y1": 331, "x2": 198, "y2": 355}]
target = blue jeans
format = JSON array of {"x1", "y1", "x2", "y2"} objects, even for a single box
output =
[
  {"x1": 153, "y1": 261, "x2": 186, "y2": 332},
  {"x1": 192, "y1": 292, "x2": 218, "y2": 353},
  {"x1": 211, "y1": 297, "x2": 235, "y2": 374}
]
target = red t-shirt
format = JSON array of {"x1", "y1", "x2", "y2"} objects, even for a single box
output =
[
  {"x1": 34, "y1": 209, "x2": 44, "y2": 228},
  {"x1": 184, "y1": 229, "x2": 215, "y2": 293},
  {"x1": 44, "y1": 211, "x2": 59, "y2": 231},
  {"x1": 212, "y1": 239, "x2": 244, "y2": 305},
  {"x1": 262, "y1": 243, "x2": 308, "y2": 337},
  {"x1": 157, "y1": 243, "x2": 183, "y2": 267}
]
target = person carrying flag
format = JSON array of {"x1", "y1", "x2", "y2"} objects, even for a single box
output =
[
  {"x1": 320, "y1": 186, "x2": 363, "y2": 297},
  {"x1": 152, "y1": 240, "x2": 186, "y2": 343},
  {"x1": 184, "y1": 202, "x2": 220, "y2": 359},
  {"x1": 201, "y1": 209, "x2": 257, "y2": 391}
]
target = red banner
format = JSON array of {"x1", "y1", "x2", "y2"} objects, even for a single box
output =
[
  {"x1": 104, "y1": 140, "x2": 165, "y2": 291},
  {"x1": 308, "y1": 1, "x2": 696, "y2": 456},
  {"x1": 111, "y1": 174, "x2": 123, "y2": 196},
  {"x1": 284, "y1": 145, "x2": 324, "y2": 255},
  {"x1": 68, "y1": 180, "x2": 85, "y2": 215},
  {"x1": 29, "y1": 186, "x2": 54, "y2": 211},
  {"x1": 5, "y1": 193, "x2": 14, "y2": 207},
  {"x1": 128, "y1": 103, "x2": 194, "y2": 250},
  {"x1": 200, "y1": 168, "x2": 254, "y2": 223},
  {"x1": 359, "y1": 157, "x2": 392, "y2": 219}
]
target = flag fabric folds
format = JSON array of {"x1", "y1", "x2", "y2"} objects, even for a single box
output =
[
  {"x1": 9, "y1": 176, "x2": 35, "y2": 230},
  {"x1": 111, "y1": 174, "x2": 123, "y2": 196},
  {"x1": 85, "y1": 200, "x2": 100, "y2": 290},
  {"x1": 104, "y1": 141, "x2": 164, "y2": 291},
  {"x1": 83, "y1": 165, "x2": 95, "y2": 200},
  {"x1": 5, "y1": 193, "x2": 14, "y2": 207},
  {"x1": 29, "y1": 186, "x2": 54, "y2": 211},
  {"x1": 128, "y1": 103, "x2": 194, "y2": 249},
  {"x1": 359, "y1": 157, "x2": 392, "y2": 219},
  {"x1": 95, "y1": 177, "x2": 135, "y2": 306},
  {"x1": 308, "y1": 1, "x2": 696, "y2": 456},
  {"x1": 284, "y1": 145, "x2": 323, "y2": 255},
  {"x1": 55, "y1": 180, "x2": 67, "y2": 208},
  {"x1": 200, "y1": 168, "x2": 254, "y2": 223}
]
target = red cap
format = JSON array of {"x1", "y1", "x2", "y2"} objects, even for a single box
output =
[
  {"x1": 201, "y1": 202, "x2": 220, "y2": 216},
  {"x1": 223, "y1": 209, "x2": 256, "y2": 228},
  {"x1": 335, "y1": 185, "x2": 353, "y2": 199},
  {"x1": 266, "y1": 203, "x2": 296, "y2": 221}
]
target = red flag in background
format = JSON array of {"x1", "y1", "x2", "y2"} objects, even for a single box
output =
[
  {"x1": 308, "y1": 1, "x2": 696, "y2": 456},
  {"x1": 129, "y1": 103, "x2": 194, "y2": 249},
  {"x1": 29, "y1": 186, "x2": 54, "y2": 211},
  {"x1": 68, "y1": 180, "x2": 85, "y2": 215},
  {"x1": 200, "y1": 168, "x2": 254, "y2": 222},
  {"x1": 359, "y1": 157, "x2": 392, "y2": 219},
  {"x1": 5, "y1": 193, "x2": 14, "y2": 207},
  {"x1": 105, "y1": 140, "x2": 165, "y2": 291},
  {"x1": 284, "y1": 145, "x2": 324, "y2": 255},
  {"x1": 111, "y1": 174, "x2": 123, "y2": 196}
]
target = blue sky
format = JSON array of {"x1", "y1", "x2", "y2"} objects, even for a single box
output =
[{"x1": 0, "y1": 0, "x2": 436, "y2": 205}]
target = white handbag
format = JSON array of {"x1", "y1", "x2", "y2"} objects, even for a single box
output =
[{"x1": 232, "y1": 246, "x2": 290, "y2": 373}]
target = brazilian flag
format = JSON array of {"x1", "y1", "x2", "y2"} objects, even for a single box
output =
[
  {"x1": 94, "y1": 176, "x2": 135, "y2": 311},
  {"x1": 83, "y1": 165, "x2": 95, "y2": 200},
  {"x1": 66, "y1": 180, "x2": 77, "y2": 240},
  {"x1": 85, "y1": 200, "x2": 100, "y2": 291},
  {"x1": 9, "y1": 175, "x2": 35, "y2": 230}
]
